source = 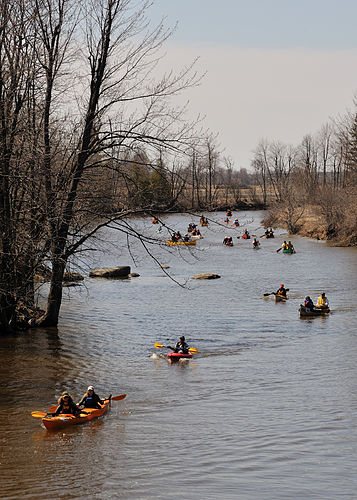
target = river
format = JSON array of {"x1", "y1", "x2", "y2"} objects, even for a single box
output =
[{"x1": 1, "y1": 211, "x2": 357, "y2": 499}]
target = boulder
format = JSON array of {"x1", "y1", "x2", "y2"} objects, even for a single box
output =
[
  {"x1": 192, "y1": 273, "x2": 221, "y2": 280},
  {"x1": 89, "y1": 266, "x2": 131, "y2": 278}
]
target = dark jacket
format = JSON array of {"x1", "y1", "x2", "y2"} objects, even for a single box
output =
[
  {"x1": 276, "y1": 287, "x2": 287, "y2": 297},
  {"x1": 55, "y1": 399, "x2": 80, "y2": 416},
  {"x1": 78, "y1": 392, "x2": 103, "y2": 409},
  {"x1": 174, "y1": 340, "x2": 189, "y2": 354}
]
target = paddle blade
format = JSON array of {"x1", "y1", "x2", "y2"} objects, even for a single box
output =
[
  {"x1": 111, "y1": 394, "x2": 126, "y2": 401},
  {"x1": 154, "y1": 342, "x2": 163, "y2": 348},
  {"x1": 31, "y1": 411, "x2": 48, "y2": 418},
  {"x1": 188, "y1": 347, "x2": 198, "y2": 353},
  {"x1": 49, "y1": 405, "x2": 57, "y2": 412}
]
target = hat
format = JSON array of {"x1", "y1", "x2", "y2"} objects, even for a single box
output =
[
  {"x1": 87, "y1": 386, "x2": 94, "y2": 391},
  {"x1": 61, "y1": 391, "x2": 69, "y2": 398}
]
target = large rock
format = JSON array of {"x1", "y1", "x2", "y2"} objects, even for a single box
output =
[
  {"x1": 89, "y1": 266, "x2": 131, "y2": 278},
  {"x1": 192, "y1": 273, "x2": 221, "y2": 280}
]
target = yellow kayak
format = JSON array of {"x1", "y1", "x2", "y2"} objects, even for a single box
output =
[{"x1": 166, "y1": 240, "x2": 196, "y2": 246}]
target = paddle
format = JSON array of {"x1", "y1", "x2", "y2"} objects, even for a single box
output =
[
  {"x1": 276, "y1": 247, "x2": 282, "y2": 252},
  {"x1": 263, "y1": 288, "x2": 289, "y2": 297},
  {"x1": 154, "y1": 342, "x2": 198, "y2": 353},
  {"x1": 48, "y1": 394, "x2": 126, "y2": 412},
  {"x1": 31, "y1": 410, "x2": 88, "y2": 418}
]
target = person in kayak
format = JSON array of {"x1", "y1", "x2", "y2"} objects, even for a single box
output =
[
  {"x1": 276, "y1": 284, "x2": 288, "y2": 297},
  {"x1": 316, "y1": 292, "x2": 329, "y2": 309},
  {"x1": 54, "y1": 391, "x2": 81, "y2": 416},
  {"x1": 304, "y1": 296, "x2": 314, "y2": 310},
  {"x1": 77, "y1": 386, "x2": 104, "y2": 409},
  {"x1": 281, "y1": 241, "x2": 289, "y2": 250},
  {"x1": 252, "y1": 238, "x2": 260, "y2": 248},
  {"x1": 287, "y1": 241, "x2": 295, "y2": 252},
  {"x1": 168, "y1": 336, "x2": 189, "y2": 354}
]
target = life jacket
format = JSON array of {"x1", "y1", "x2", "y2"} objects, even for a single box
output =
[
  {"x1": 317, "y1": 296, "x2": 327, "y2": 306},
  {"x1": 59, "y1": 403, "x2": 76, "y2": 415}
]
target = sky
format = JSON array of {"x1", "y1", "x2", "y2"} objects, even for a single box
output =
[{"x1": 148, "y1": 0, "x2": 357, "y2": 169}]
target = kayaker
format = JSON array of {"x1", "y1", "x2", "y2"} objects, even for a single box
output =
[
  {"x1": 276, "y1": 284, "x2": 288, "y2": 297},
  {"x1": 304, "y1": 296, "x2": 314, "y2": 310},
  {"x1": 287, "y1": 241, "x2": 295, "y2": 252},
  {"x1": 54, "y1": 391, "x2": 81, "y2": 416},
  {"x1": 281, "y1": 241, "x2": 289, "y2": 250},
  {"x1": 316, "y1": 292, "x2": 329, "y2": 309},
  {"x1": 252, "y1": 238, "x2": 260, "y2": 248},
  {"x1": 77, "y1": 386, "x2": 104, "y2": 409},
  {"x1": 168, "y1": 336, "x2": 189, "y2": 354}
]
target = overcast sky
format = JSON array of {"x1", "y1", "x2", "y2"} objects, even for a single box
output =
[{"x1": 149, "y1": 0, "x2": 357, "y2": 169}]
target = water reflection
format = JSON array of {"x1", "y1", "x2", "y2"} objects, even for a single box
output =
[{"x1": 1, "y1": 211, "x2": 357, "y2": 499}]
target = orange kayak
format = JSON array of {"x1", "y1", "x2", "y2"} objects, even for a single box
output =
[{"x1": 42, "y1": 399, "x2": 110, "y2": 431}]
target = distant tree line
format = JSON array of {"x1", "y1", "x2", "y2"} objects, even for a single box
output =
[{"x1": 251, "y1": 98, "x2": 357, "y2": 241}]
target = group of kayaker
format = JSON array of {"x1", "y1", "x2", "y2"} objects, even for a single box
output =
[
  {"x1": 303, "y1": 292, "x2": 329, "y2": 311},
  {"x1": 275, "y1": 284, "x2": 329, "y2": 311},
  {"x1": 54, "y1": 386, "x2": 104, "y2": 416},
  {"x1": 264, "y1": 228, "x2": 274, "y2": 238},
  {"x1": 280, "y1": 240, "x2": 295, "y2": 252}
]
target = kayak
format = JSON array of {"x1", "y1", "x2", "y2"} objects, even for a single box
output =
[
  {"x1": 299, "y1": 305, "x2": 330, "y2": 317},
  {"x1": 200, "y1": 222, "x2": 208, "y2": 227},
  {"x1": 282, "y1": 248, "x2": 294, "y2": 254},
  {"x1": 166, "y1": 240, "x2": 196, "y2": 246},
  {"x1": 42, "y1": 399, "x2": 111, "y2": 431},
  {"x1": 275, "y1": 293, "x2": 288, "y2": 302},
  {"x1": 241, "y1": 234, "x2": 250, "y2": 239},
  {"x1": 167, "y1": 352, "x2": 193, "y2": 361},
  {"x1": 190, "y1": 234, "x2": 203, "y2": 239}
]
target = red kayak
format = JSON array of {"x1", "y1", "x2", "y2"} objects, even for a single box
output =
[{"x1": 167, "y1": 352, "x2": 193, "y2": 361}]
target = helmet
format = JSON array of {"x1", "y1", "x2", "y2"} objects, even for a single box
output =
[
  {"x1": 280, "y1": 284, "x2": 284, "y2": 287},
  {"x1": 180, "y1": 336, "x2": 185, "y2": 341}
]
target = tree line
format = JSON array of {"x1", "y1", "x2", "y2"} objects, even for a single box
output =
[
  {"x1": 0, "y1": 0, "x2": 259, "y2": 334},
  {"x1": 252, "y1": 100, "x2": 357, "y2": 240}
]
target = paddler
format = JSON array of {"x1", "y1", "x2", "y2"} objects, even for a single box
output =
[
  {"x1": 54, "y1": 391, "x2": 81, "y2": 416},
  {"x1": 287, "y1": 241, "x2": 295, "y2": 252},
  {"x1": 316, "y1": 292, "x2": 329, "y2": 309},
  {"x1": 77, "y1": 386, "x2": 104, "y2": 409},
  {"x1": 276, "y1": 284, "x2": 288, "y2": 297},
  {"x1": 281, "y1": 240, "x2": 289, "y2": 250},
  {"x1": 304, "y1": 296, "x2": 314, "y2": 310},
  {"x1": 168, "y1": 336, "x2": 189, "y2": 354}
]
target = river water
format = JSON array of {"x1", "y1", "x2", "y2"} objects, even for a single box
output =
[{"x1": 1, "y1": 211, "x2": 357, "y2": 499}]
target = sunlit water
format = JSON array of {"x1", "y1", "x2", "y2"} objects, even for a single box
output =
[{"x1": 1, "y1": 211, "x2": 357, "y2": 499}]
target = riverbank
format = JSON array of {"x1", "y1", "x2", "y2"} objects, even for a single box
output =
[{"x1": 263, "y1": 204, "x2": 357, "y2": 246}]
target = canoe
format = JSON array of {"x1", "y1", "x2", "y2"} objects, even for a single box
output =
[
  {"x1": 167, "y1": 352, "x2": 193, "y2": 361},
  {"x1": 275, "y1": 293, "x2": 288, "y2": 302},
  {"x1": 200, "y1": 222, "x2": 208, "y2": 227},
  {"x1": 166, "y1": 240, "x2": 196, "y2": 246},
  {"x1": 42, "y1": 399, "x2": 110, "y2": 431},
  {"x1": 282, "y1": 248, "x2": 293, "y2": 254},
  {"x1": 299, "y1": 305, "x2": 330, "y2": 317},
  {"x1": 190, "y1": 234, "x2": 203, "y2": 239}
]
